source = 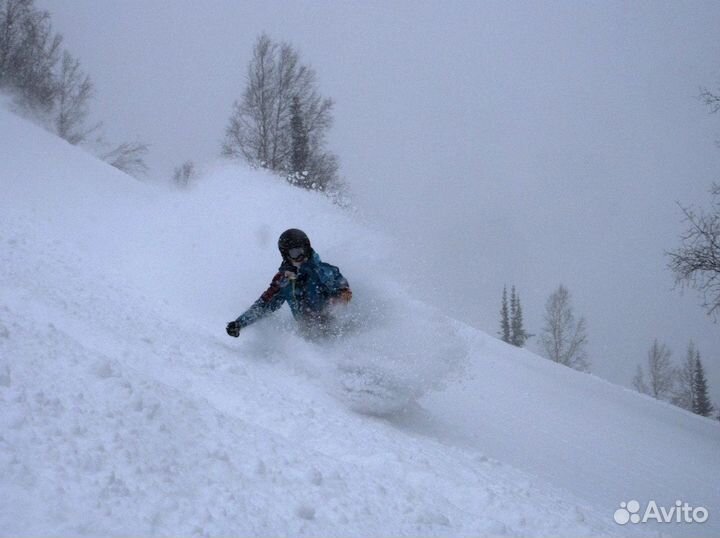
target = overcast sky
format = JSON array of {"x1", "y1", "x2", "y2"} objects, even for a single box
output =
[{"x1": 41, "y1": 0, "x2": 720, "y2": 400}]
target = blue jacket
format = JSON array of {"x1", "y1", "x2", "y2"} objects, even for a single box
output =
[{"x1": 235, "y1": 251, "x2": 351, "y2": 329}]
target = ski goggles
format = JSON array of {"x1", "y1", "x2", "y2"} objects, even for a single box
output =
[{"x1": 288, "y1": 247, "x2": 306, "y2": 260}]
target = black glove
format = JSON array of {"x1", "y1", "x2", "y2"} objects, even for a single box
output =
[{"x1": 226, "y1": 321, "x2": 241, "y2": 337}]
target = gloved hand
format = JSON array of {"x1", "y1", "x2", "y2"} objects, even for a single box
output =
[
  {"x1": 226, "y1": 321, "x2": 241, "y2": 337},
  {"x1": 329, "y1": 288, "x2": 352, "y2": 306}
]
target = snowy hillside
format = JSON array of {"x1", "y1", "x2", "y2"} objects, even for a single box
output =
[{"x1": 1, "y1": 108, "x2": 718, "y2": 537}]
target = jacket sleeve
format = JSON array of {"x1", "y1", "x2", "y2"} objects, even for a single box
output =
[{"x1": 235, "y1": 272, "x2": 287, "y2": 328}]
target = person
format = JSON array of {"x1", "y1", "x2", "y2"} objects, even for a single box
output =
[{"x1": 226, "y1": 228, "x2": 352, "y2": 338}]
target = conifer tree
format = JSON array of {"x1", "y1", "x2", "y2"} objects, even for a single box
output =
[
  {"x1": 510, "y1": 286, "x2": 529, "y2": 347},
  {"x1": 290, "y1": 96, "x2": 309, "y2": 173},
  {"x1": 499, "y1": 286, "x2": 511, "y2": 344},
  {"x1": 692, "y1": 356, "x2": 714, "y2": 417},
  {"x1": 288, "y1": 94, "x2": 311, "y2": 187}
]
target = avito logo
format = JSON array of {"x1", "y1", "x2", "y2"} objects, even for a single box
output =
[{"x1": 614, "y1": 500, "x2": 709, "y2": 525}]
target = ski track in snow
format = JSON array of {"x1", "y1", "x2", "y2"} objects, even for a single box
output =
[{"x1": 1, "y1": 108, "x2": 717, "y2": 537}]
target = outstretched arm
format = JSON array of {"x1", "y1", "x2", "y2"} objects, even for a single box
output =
[{"x1": 227, "y1": 272, "x2": 288, "y2": 335}]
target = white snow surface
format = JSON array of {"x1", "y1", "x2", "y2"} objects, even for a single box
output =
[{"x1": 1, "y1": 108, "x2": 718, "y2": 537}]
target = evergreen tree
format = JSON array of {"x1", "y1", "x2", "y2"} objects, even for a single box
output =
[
  {"x1": 499, "y1": 285, "x2": 510, "y2": 344},
  {"x1": 288, "y1": 94, "x2": 311, "y2": 187},
  {"x1": 510, "y1": 286, "x2": 529, "y2": 347},
  {"x1": 692, "y1": 356, "x2": 714, "y2": 417},
  {"x1": 290, "y1": 96, "x2": 309, "y2": 173}
]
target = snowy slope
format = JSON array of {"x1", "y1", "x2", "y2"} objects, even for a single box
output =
[{"x1": 1, "y1": 108, "x2": 718, "y2": 537}]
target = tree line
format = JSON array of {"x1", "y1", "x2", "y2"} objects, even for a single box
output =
[
  {"x1": 660, "y1": 84, "x2": 720, "y2": 420},
  {"x1": 499, "y1": 83, "x2": 720, "y2": 422},
  {"x1": 0, "y1": 0, "x2": 149, "y2": 177},
  {"x1": 1, "y1": 5, "x2": 345, "y2": 194},
  {"x1": 499, "y1": 284, "x2": 717, "y2": 420},
  {"x1": 498, "y1": 284, "x2": 590, "y2": 373},
  {"x1": 632, "y1": 340, "x2": 715, "y2": 418}
]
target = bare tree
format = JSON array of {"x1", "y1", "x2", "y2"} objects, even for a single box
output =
[
  {"x1": 222, "y1": 34, "x2": 337, "y2": 189},
  {"x1": 0, "y1": 0, "x2": 61, "y2": 110},
  {"x1": 632, "y1": 364, "x2": 650, "y2": 395},
  {"x1": 700, "y1": 86, "x2": 720, "y2": 115},
  {"x1": 53, "y1": 50, "x2": 98, "y2": 144},
  {"x1": 101, "y1": 141, "x2": 149, "y2": 178},
  {"x1": 539, "y1": 285, "x2": 590, "y2": 372},
  {"x1": 304, "y1": 147, "x2": 339, "y2": 191},
  {"x1": 636, "y1": 340, "x2": 675, "y2": 401},
  {"x1": 668, "y1": 86, "x2": 720, "y2": 318},
  {"x1": 172, "y1": 160, "x2": 196, "y2": 188},
  {"x1": 672, "y1": 342, "x2": 699, "y2": 411},
  {"x1": 223, "y1": 34, "x2": 274, "y2": 165},
  {"x1": 667, "y1": 183, "x2": 720, "y2": 318},
  {"x1": 1, "y1": 0, "x2": 151, "y2": 182}
]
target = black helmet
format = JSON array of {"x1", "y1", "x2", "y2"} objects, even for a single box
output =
[{"x1": 278, "y1": 228, "x2": 312, "y2": 261}]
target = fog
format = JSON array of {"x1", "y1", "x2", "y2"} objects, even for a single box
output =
[{"x1": 42, "y1": 0, "x2": 720, "y2": 400}]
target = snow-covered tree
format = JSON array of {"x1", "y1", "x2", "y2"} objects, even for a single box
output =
[{"x1": 540, "y1": 285, "x2": 590, "y2": 372}]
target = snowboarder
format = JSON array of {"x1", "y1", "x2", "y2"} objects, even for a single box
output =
[{"x1": 226, "y1": 229, "x2": 352, "y2": 338}]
